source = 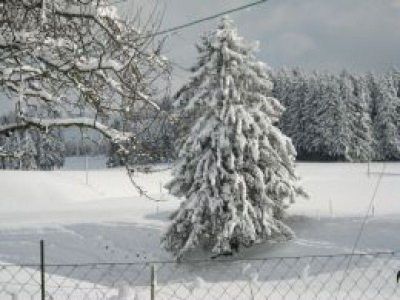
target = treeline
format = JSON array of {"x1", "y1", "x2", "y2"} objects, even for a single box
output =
[
  {"x1": 0, "y1": 130, "x2": 65, "y2": 170},
  {"x1": 64, "y1": 138, "x2": 110, "y2": 157},
  {"x1": 271, "y1": 69, "x2": 400, "y2": 161},
  {"x1": 107, "y1": 68, "x2": 400, "y2": 165},
  {"x1": 1, "y1": 68, "x2": 398, "y2": 169},
  {"x1": 0, "y1": 112, "x2": 66, "y2": 170}
]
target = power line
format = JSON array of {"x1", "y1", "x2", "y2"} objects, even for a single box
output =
[
  {"x1": 142, "y1": 0, "x2": 268, "y2": 39},
  {"x1": 336, "y1": 162, "x2": 387, "y2": 298},
  {"x1": 150, "y1": 1, "x2": 269, "y2": 73}
]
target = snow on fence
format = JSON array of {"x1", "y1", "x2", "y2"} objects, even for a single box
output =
[{"x1": 0, "y1": 251, "x2": 399, "y2": 299}]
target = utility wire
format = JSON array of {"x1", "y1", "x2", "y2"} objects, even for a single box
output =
[
  {"x1": 336, "y1": 162, "x2": 387, "y2": 298},
  {"x1": 142, "y1": 0, "x2": 268, "y2": 39},
  {"x1": 150, "y1": 1, "x2": 269, "y2": 73}
]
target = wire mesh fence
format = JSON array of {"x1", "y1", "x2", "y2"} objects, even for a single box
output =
[{"x1": 0, "y1": 251, "x2": 399, "y2": 299}]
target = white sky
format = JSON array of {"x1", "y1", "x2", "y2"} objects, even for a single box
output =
[
  {"x1": 118, "y1": 0, "x2": 400, "y2": 90},
  {"x1": 2, "y1": 0, "x2": 399, "y2": 112}
]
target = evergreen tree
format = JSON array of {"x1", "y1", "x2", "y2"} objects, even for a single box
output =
[
  {"x1": 270, "y1": 69, "x2": 398, "y2": 161},
  {"x1": 271, "y1": 67, "x2": 293, "y2": 109},
  {"x1": 323, "y1": 74, "x2": 348, "y2": 159},
  {"x1": 365, "y1": 73, "x2": 381, "y2": 159},
  {"x1": 20, "y1": 131, "x2": 37, "y2": 170},
  {"x1": 343, "y1": 73, "x2": 373, "y2": 161},
  {"x1": 3, "y1": 132, "x2": 22, "y2": 169},
  {"x1": 372, "y1": 75, "x2": 400, "y2": 160},
  {"x1": 299, "y1": 73, "x2": 344, "y2": 160},
  {"x1": 37, "y1": 131, "x2": 66, "y2": 170},
  {"x1": 289, "y1": 70, "x2": 313, "y2": 158},
  {"x1": 163, "y1": 18, "x2": 307, "y2": 258},
  {"x1": 300, "y1": 72, "x2": 322, "y2": 159},
  {"x1": 274, "y1": 68, "x2": 309, "y2": 158}
]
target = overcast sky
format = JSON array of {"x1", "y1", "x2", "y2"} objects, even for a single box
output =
[
  {"x1": 2, "y1": 0, "x2": 399, "y2": 111},
  {"x1": 118, "y1": 0, "x2": 400, "y2": 88}
]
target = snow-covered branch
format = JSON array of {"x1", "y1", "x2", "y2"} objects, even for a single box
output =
[
  {"x1": 0, "y1": 117, "x2": 133, "y2": 143},
  {"x1": 0, "y1": 0, "x2": 169, "y2": 142}
]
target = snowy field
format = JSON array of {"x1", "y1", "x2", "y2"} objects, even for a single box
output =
[
  {"x1": 0, "y1": 158, "x2": 399, "y2": 299},
  {"x1": 0, "y1": 158, "x2": 399, "y2": 263}
]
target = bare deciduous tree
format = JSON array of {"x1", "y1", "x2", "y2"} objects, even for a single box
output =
[{"x1": 0, "y1": 0, "x2": 169, "y2": 147}]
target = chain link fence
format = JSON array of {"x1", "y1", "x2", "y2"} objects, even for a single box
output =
[{"x1": 0, "y1": 251, "x2": 399, "y2": 299}]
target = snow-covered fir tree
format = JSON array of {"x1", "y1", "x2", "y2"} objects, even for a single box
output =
[
  {"x1": 274, "y1": 68, "x2": 309, "y2": 155},
  {"x1": 298, "y1": 72, "x2": 323, "y2": 159},
  {"x1": 289, "y1": 70, "x2": 312, "y2": 158},
  {"x1": 317, "y1": 74, "x2": 349, "y2": 159},
  {"x1": 3, "y1": 132, "x2": 22, "y2": 169},
  {"x1": 280, "y1": 71, "x2": 371, "y2": 161},
  {"x1": 372, "y1": 75, "x2": 400, "y2": 160},
  {"x1": 298, "y1": 73, "x2": 347, "y2": 160},
  {"x1": 342, "y1": 72, "x2": 373, "y2": 161},
  {"x1": 37, "y1": 131, "x2": 66, "y2": 170},
  {"x1": 163, "y1": 18, "x2": 307, "y2": 258},
  {"x1": 20, "y1": 131, "x2": 38, "y2": 170},
  {"x1": 0, "y1": 110, "x2": 66, "y2": 170}
]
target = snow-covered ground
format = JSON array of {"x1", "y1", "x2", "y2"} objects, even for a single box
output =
[
  {"x1": 0, "y1": 158, "x2": 399, "y2": 299},
  {"x1": 0, "y1": 159, "x2": 399, "y2": 263}
]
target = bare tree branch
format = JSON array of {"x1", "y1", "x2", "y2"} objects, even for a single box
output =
[{"x1": 0, "y1": 0, "x2": 169, "y2": 139}]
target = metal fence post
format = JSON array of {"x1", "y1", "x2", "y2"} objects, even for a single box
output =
[
  {"x1": 150, "y1": 264, "x2": 156, "y2": 300},
  {"x1": 40, "y1": 240, "x2": 45, "y2": 300}
]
